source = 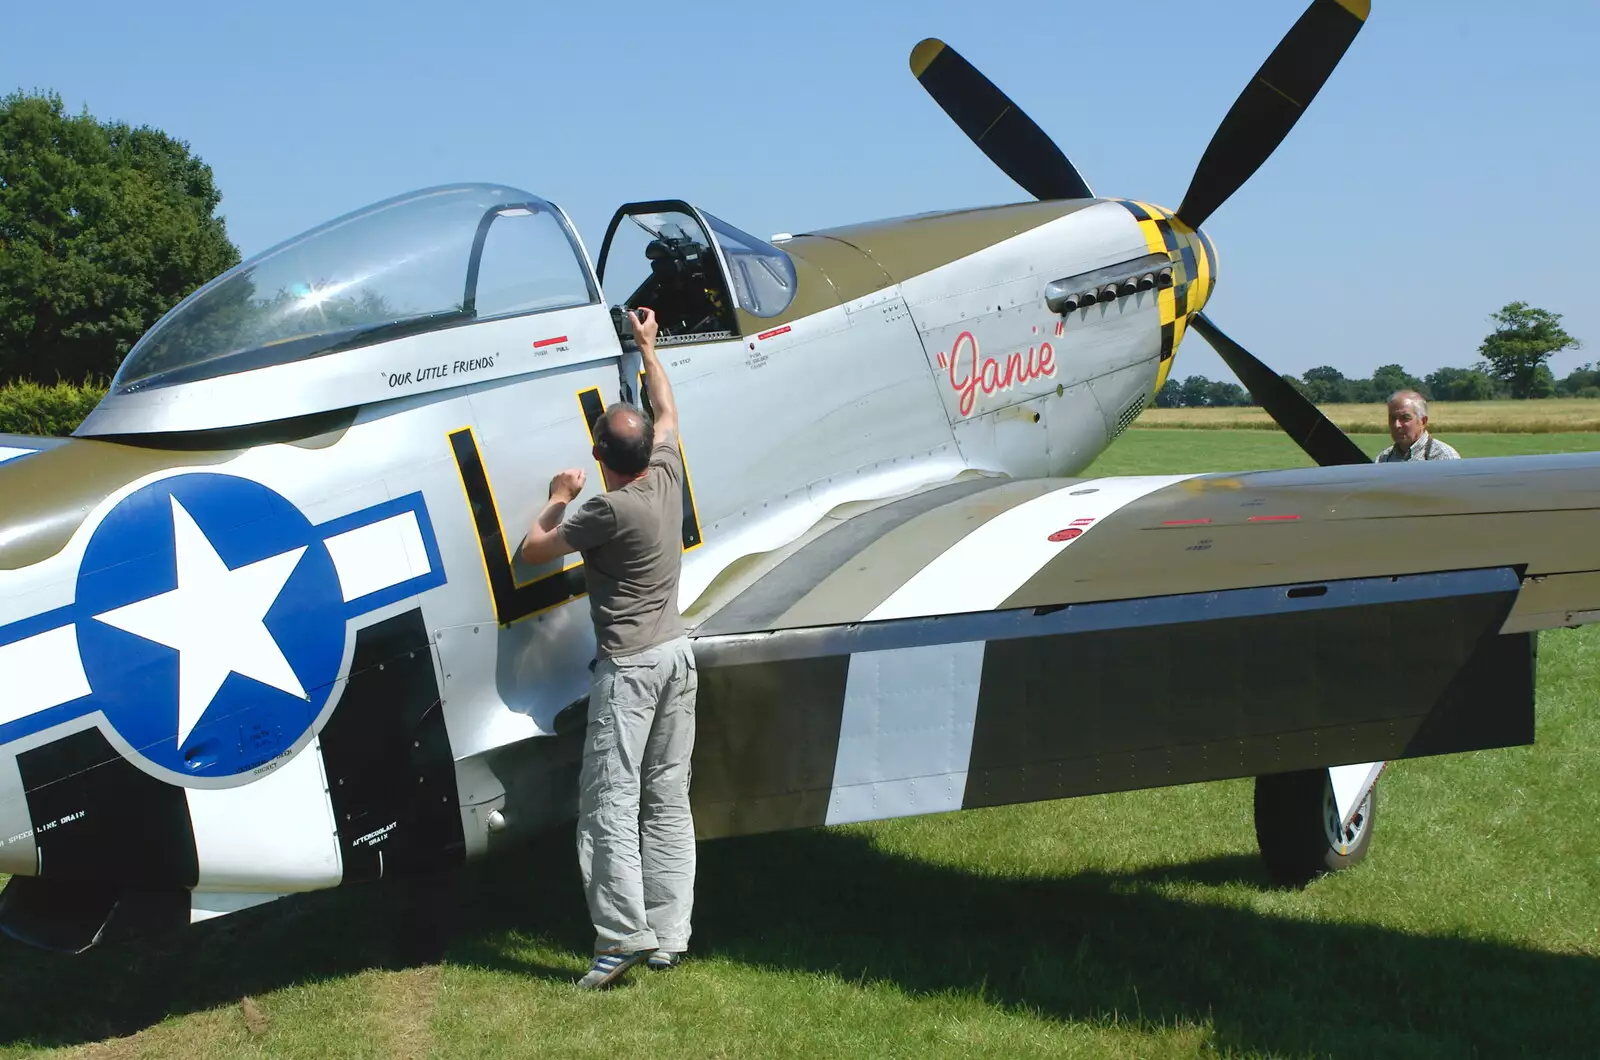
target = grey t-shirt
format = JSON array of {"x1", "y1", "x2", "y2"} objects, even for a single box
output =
[{"x1": 562, "y1": 437, "x2": 686, "y2": 659}]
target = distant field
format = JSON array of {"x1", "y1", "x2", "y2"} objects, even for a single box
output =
[
  {"x1": 1082, "y1": 428, "x2": 1600, "y2": 476},
  {"x1": 1, "y1": 430, "x2": 1596, "y2": 1059},
  {"x1": 1135, "y1": 398, "x2": 1600, "y2": 434}
]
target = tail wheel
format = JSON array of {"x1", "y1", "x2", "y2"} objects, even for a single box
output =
[{"x1": 1253, "y1": 768, "x2": 1377, "y2": 886}]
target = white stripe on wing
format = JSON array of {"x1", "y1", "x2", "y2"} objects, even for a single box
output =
[
  {"x1": 825, "y1": 640, "x2": 986, "y2": 826},
  {"x1": 865, "y1": 475, "x2": 1197, "y2": 621}
]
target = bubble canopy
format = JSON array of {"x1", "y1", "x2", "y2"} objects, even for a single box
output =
[{"x1": 112, "y1": 184, "x2": 598, "y2": 392}]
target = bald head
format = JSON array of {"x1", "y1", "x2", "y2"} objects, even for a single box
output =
[
  {"x1": 593, "y1": 403, "x2": 654, "y2": 477},
  {"x1": 1388, "y1": 389, "x2": 1427, "y2": 418}
]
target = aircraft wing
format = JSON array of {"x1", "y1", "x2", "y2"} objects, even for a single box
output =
[{"x1": 680, "y1": 453, "x2": 1600, "y2": 837}]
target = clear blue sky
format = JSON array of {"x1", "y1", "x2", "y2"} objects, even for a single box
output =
[{"x1": 5, "y1": 0, "x2": 1596, "y2": 385}]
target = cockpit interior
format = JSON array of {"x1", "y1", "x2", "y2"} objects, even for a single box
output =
[
  {"x1": 619, "y1": 216, "x2": 738, "y2": 339},
  {"x1": 596, "y1": 200, "x2": 797, "y2": 345}
]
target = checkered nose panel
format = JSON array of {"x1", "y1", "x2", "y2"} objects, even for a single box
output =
[{"x1": 1112, "y1": 200, "x2": 1218, "y2": 365}]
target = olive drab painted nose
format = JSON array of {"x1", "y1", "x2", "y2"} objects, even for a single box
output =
[{"x1": 0, "y1": 436, "x2": 243, "y2": 572}]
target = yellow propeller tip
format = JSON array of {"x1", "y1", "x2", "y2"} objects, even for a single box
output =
[
  {"x1": 1334, "y1": 0, "x2": 1371, "y2": 20},
  {"x1": 910, "y1": 39, "x2": 946, "y2": 79}
]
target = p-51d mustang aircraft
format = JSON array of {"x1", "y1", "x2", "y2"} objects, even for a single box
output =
[{"x1": 1, "y1": 0, "x2": 1594, "y2": 953}]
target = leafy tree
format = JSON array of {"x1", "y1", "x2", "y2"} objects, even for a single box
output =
[
  {"x1": 1345, "y1": 377, "x2": 1382, "y2": 404},
  {"x1": 1178, "y1": 375, "x2": 1212, "y2": 409},
  {"x1": 1154, "y1": 378, "x2": 1181, "y2": 408},
  {"x1": 1204, "y1": 379, "x2": 1250, "y2": 407},
  {"x1": 1458, "y1": 373, "x2": 1498, "y2": 401},
  {"x1": 1301, "y1": 365, "x2": 1351, "y2": 403},
  {"x1": 1422, "y1": 366, "x2": 1464, "y2": 399},
  {"x1": 1281, "y1": 373, "x2": 1312, "y2": 399},
  {"x1": 1472, "y1": 361, "x2": 1513, "y2": 399},
  {"x1": 1425, "y1": 366, "x2": 1496, "y2": 401},
  {"x1": 1477, "y1": 301, "x2": 1582, "y2": 399},
  {"x1": 0, "y1": 91, "x2": 239, "y2": 384},
  {"x1": 1557, "y1": 363, "x2": 1600, "y2": 397},
  {"x1": 1370, "y1": 363, "x2": 1423, "y2": 400},
  {"x1": 1528, "y1": 363, "x2": 1557, "y2": 400}
]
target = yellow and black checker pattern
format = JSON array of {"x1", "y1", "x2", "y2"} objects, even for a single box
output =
[{"x1": 1113, "y1": 200, "x2": 1218, "y2": 386}]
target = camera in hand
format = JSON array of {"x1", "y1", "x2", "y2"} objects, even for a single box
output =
[{"x1": 610, "y1": 304, "x2": 638, "y2": 351}]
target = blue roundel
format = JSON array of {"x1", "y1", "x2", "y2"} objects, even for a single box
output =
[{"x1": 75, "y1": 473, "x2": 345, "y2": 778}]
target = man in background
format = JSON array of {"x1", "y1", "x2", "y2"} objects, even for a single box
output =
[{"x1": 1376, "y1": 390, "x2": 1460, "y2": 462}]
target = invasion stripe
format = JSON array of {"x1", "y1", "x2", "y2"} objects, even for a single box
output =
[
  {"x1": 187, "y1": 736, "x2": 341, "y2": 891},
  {"x1": 695, "y1": 477, "x2": 1011, "y2": 636},
  {"x1": 192, "y1": 892, "x2": 280, "y2": 925},
  {"x1": 19, "y1": 726, "x2": 199, "y2": 887},
  {"x1": 825, "y1": 641, "x2": 985, "y2": 825},
  {"x1": 864, "y1": 476, "x2": 1199, "y2": 621}
]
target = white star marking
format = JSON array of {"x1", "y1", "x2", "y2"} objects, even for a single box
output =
[{"x1": 94, "y1": 496, "x2": 310, "y2": 747}]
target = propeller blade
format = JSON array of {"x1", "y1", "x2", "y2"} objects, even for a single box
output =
[
  {"x1": 1189, "y1": 312, "x2": 1369, "y2": 467},
  {"x1": 1176, "y1": 0, "x2": 1370, "y2": 229},
  {"x1": 910, "y1": 38, "x2": 1093, "y2": 202}
]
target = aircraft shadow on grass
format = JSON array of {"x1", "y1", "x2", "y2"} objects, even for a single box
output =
[{"x1": 1, "y1": 826, "x2": 1594, "y2": 1057}]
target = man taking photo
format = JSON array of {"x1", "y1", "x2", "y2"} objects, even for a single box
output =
[{"x1": 519, "y1": 306, "x2": 697, "y2": 989}]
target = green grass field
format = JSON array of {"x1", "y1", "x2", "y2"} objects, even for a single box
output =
[{"x1": 2, "y1": 432, "x2": 1597, "y2": 1059}]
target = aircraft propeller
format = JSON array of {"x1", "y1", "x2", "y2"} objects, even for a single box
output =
[
  {"x1": 1174, "y1": 0, "x2": 1371, "y2": 230},
  {"x1": 909, "y1": 0, "x2": 1374, "y2": 468},
  {"x1": 1189, "y1": 313, "x2": 1370, "y2": 467},
  {"x1": 908, "y1": 38, "x2": 1093, "y2": 203}
]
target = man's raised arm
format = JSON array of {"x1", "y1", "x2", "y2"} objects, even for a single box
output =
[{"x1": 630, "y1": 307, "x2": 678, "y2": 444}]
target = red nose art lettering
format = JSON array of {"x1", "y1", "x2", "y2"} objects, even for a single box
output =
[{"x1": 945, "y1": 331, "x2": 1058, "y2": 417}]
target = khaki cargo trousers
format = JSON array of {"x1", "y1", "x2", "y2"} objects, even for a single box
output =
[{"x1": 577, "y1": 636, "x2": 698, "y2": 955}]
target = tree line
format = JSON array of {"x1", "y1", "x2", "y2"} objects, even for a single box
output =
[{"x1": 1157, "y1": 303, "x2": 1587, "y2": 408}]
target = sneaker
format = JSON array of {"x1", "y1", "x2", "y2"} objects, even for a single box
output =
[
  {"x1": 646, "y1": 951, "x2": 683, "y2": 971},
  {"x1": 576, "y1": 950, "x2": 651, "y2": 990}
]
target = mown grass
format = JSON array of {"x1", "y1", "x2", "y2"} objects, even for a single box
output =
[
  {"x1": 1136, "y1": 398, "x2": 1600, "y2": 434},
  {"x1": 2, "y1": 431, "x2": 1597, "y2": 1059}
]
